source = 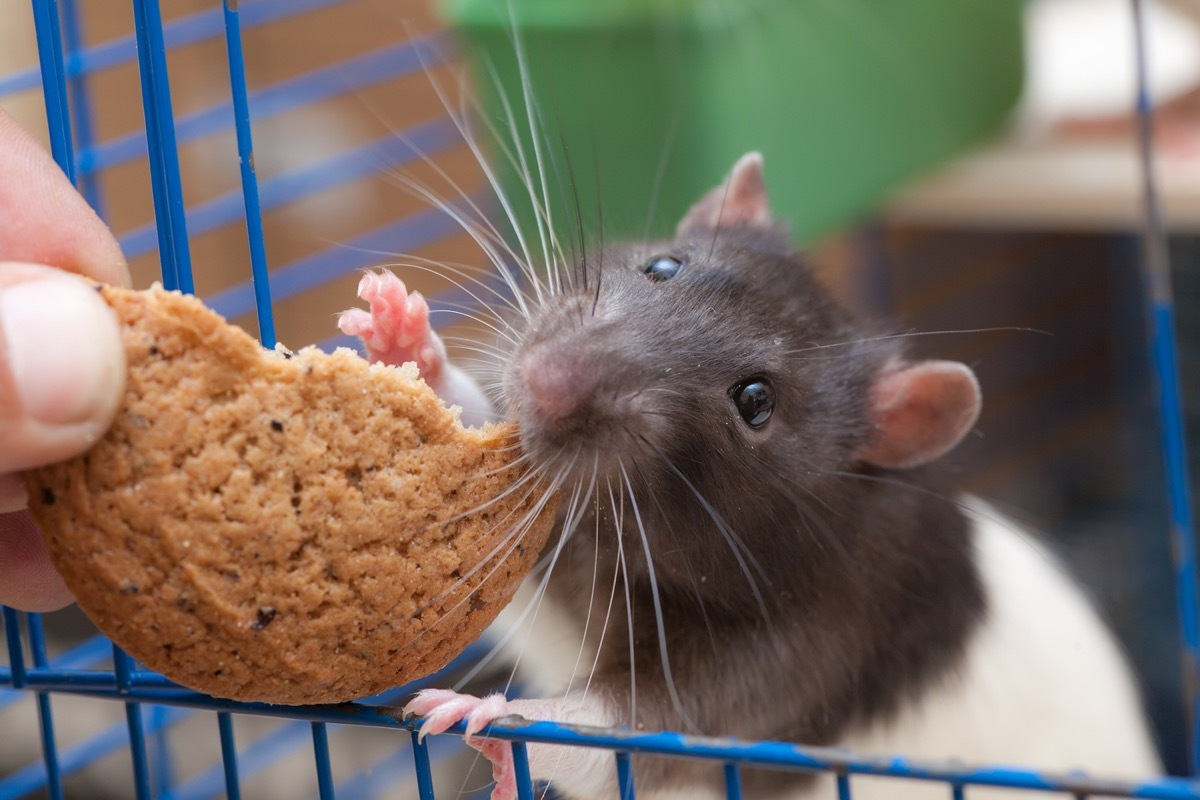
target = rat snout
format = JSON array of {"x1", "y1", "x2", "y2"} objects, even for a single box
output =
[{"x1": 521, "y1": 345, "x2": 601, "y2": 424}]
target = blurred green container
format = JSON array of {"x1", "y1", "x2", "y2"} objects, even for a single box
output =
[{"x1": 439, "y1": 0, "x2": 1024, "y2": 244}]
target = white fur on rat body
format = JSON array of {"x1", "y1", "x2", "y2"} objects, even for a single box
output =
[
  {"x1": 488, "y1": 499, "x2": 1161, "y2": 800},
  {"x1": 410, "y1": 154, "x2": 1162, "y2": 799}
]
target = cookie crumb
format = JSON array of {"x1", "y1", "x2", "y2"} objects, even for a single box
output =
[{"x1": 250, "y1": 607, "x2": 277, "y2": 630}]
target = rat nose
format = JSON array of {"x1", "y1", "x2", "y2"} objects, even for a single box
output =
[{"x1": 521, "y1": 345, "x2": 600, "y2": 423}]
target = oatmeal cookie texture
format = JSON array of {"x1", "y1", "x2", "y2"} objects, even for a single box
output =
[{"x1": 25, "y1": 285, "x2": 556, "y2": 705}]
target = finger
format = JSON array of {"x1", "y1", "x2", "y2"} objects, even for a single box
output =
[
  {"x1": 1, "y1": 473, "x2": 28, "y2": 514},
  {"x1": 0, "y1": 111, "x2": 129, "y2": 288},
  {"x1": 0, "y1": 264, "x2": 126, "y2": 474},
  {"x1": 0, "y1": 509, "x2": 72, "y2": 611}
]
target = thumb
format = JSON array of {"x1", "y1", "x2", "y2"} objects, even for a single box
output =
[{"x1": 0, "y1": 263, "x2": 125, "y2": 490}]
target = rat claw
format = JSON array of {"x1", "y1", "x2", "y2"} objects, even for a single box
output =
[
  {"x1": 355, "y1": 270, "x2": 373, "y2": 299},
  {"x1": 464, "y1": 693, "x2": 511, "y2": 738},
  {"x1": 335, "y1": 308, "x2": 367, "y2": 336},
  {"x1": 404, "y1": 689, "x2": 490, "y2": 742},
  {"x1": 340, "y1": 268, "x2": 445, "y2": 385},
  {"x1": 402, "y1": 688, "x2": 460, "y2": 717},
  {"x1": 401, "y1": 292, "x2": 430, "y2": 344},
  {"x1": 404, "y1": 690, "x2": 519, "y2": 798},
  {"x1": 360, "y1": 268, "x2": 407, "y2": 308}
]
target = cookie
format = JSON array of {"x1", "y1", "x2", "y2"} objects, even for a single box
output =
[{"x1": 26, "y1": 285, "x2": 557, "y2": 705}]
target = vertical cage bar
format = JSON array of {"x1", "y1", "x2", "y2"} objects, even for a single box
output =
[
  {"x1": 29, "y1": 0, "x2": 76, "y2": 183},
  {"x1": 113, "y1": 644, "x2": 135, "y2": 691},
  {"x1": 220, "y1": 0, "x2": 276, "y2": 347},
  {"x1": 114, "y1": 646, "x2": 153, "y2": 800},
  {"x1": 32, "y1": 693, "x2": 63, "y2": 800},
  {"x1": 149, "y1": 704, "x2": 173, "y2": 795},
  {"x1": 409, "y1": 730, "x2": 437, "y2": 800},
  {"x1": 836, "y1": 773, "x2": 852, "y2": 800},
  {"x1": 615, "y1": 751, "x2": 635, "y2": 800},
  {"x1": 952, "y1": 783, "x2": 966, "y2": 800},
  {"x1": 1130, "y1": 0, "x2": 1200, "y2": 775},
  {"x1": 59, "y1": 0, "x2": 103, "y2": 214},
  {"x1": 27, "y1": 614, "x2": 64, "y2": 800},
  {"x1": 123, "y1": 703, "x2": 154, "y2": 800},
  {"x1": 512, "y1": 741, "x2": 534, "y2": 800},
  {"x1": 130, "y1": 0, "x2": 194, "y2": 294},
  {"x1": 722, "y1": 763, "x2": 743, "y2": 800},
  {"x1": 3, "y1": 608, "x2": 27, "y2": 688},
  {"x1": 217, "y1": 712, "x2": 242, "y2": 800},
  {"x1": 311, "y1": 722, "x2": 335, "y2": 800}
]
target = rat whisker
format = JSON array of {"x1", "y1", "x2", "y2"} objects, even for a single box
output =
[
  {"x1": 434, "y1": 459, "x2": 543, "y2": 523},
  {"x1": 606, "y1": 472, "x2": 639, "y2": 726},
  {"x1": 352, "y1": 255, "x2": 531, "y2": 323},
  {"x1": 637, "y1": 468, "x2": 722, "y2": 654},
  {"x1": 317, "y1": 53, "x2": 541, "y2": 320},
  {"x1": 404, "y1": 473, "x2": 565, "y2": 656},
  {"x1": 638, "y1": 436, "x2": 773, "y2": 624},
  {"x1": 560, "y1": 457, "x2": 607, "y2": 694},
  {"x1": 446, "y1": 469, "x2": 581, "y2": 693},
  {"x1": 426, "y1": 309, "x2": 524, "y2": 351},
  {"x1": 641, "y1": 98, "x2": 684, "y2": 243},
  {"x1": 822, "y1": 467, "x2": 992, "y2": 524},
  {"x1": 467, "y1": 30, "x2": 578, "y2": 302},
  {"x1": 441, "y1": 347, "x2": 511, "y2": 367},
  {"x1": 618, "y1": 463, "x2": 699, "y2": 733},
  {"x1": 784, "y1": 326, "x2": 1052, "y2": 357},
  {"x1": 477, "y1": 31, "x2": 563, "y2": 295},
  {"x1": 758, "y1": 468, "x2": 860, "y2": 581},
  {"x1": 498, "y1": 470, "x2": 594, "y2": 696},
  {"x1": 580, "y1": 475, "x2": 625, "y2": 704},
  {"x1": 551, "y1": 121, "x2": 588, "y2": 298},
  {"x1": 343, "y1": 262, "x2": 527, "y2": 331},
  {"x1": 404, "y1": 46, "x2": 549, "y2": 312},
  {"x1": 384, "y1": 172, "x2": 537, "y2": 319}
]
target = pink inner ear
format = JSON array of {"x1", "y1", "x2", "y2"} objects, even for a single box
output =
[
  {"x1": 676, "y1": 152, "x2": 772, "y2": 236},
  {"x1": 856, "y1": 360, "x2": 981, "y2": 470}
]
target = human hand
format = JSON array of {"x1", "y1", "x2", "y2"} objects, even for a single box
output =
[{"x1": 0, "y1": 110, "x2": 130, "y2": 611}]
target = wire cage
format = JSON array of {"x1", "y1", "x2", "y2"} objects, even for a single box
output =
[{"x1": 2, "y1": 0, "x2": 1200, "y2": 798}]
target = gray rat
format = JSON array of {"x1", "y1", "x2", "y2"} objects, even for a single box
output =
[{"x1": 340, "y1": 153, "x2": 1161, "y2": 799}]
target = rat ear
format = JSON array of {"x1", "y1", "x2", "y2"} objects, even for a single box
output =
[
  {"x1": 855, "y1": 360, "x2": 981, "y2": 470},
  {"x1": 676, "y1": 151, "x2": 773, "y2": 236}
]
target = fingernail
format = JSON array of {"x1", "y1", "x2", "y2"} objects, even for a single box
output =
[{"x1": 1, "y1": 277, "x2": 124, "y2": 425}]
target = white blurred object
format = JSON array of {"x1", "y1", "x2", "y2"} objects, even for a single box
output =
[
  {"x1": 887, "y1": 0, "x2": 1200, "y2": 231},
  {"x1": 1019, "y1": 0, "x2": 1200, "y2": 131}
]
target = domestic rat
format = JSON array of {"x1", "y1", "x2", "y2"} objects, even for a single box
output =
[{"x1": 339, "y1": 153, "x2": 1162, "y2": 799}]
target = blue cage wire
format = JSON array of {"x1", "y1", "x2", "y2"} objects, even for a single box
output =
[{"x1": 2, "y1": 0, "x2": 1200, "y2": 798}]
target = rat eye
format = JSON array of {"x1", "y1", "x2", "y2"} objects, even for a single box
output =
[
  {"x1": 642, "y1": 255, "x2": 683, "y2": 281},
  {"x1": 731, "y1": 379, "x2": 774, "y2": 428}
]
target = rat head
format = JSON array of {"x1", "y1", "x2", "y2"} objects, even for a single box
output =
[{"x1": 502, "y1": 153, "x2": 980, "y2": 576}]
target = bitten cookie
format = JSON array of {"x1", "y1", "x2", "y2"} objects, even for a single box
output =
[{"x1": 25, "y1": 285, "x2": 557, "y2": 705}]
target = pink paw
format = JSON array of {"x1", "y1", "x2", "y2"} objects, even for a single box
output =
[
  {"x1": 337, "y1": 269, "x2": 446, "y2": 390},
  {"x1": 404, "y1": 689, "x2": 518, "y2": 800}
]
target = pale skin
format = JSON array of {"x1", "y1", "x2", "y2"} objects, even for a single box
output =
[{"x1": 0, "y1": 110, "x2": 129, "y2": 612}]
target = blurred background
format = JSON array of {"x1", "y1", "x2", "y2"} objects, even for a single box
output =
[{"x1": 1, "y1": 0, "x2": 1198, "y2": 796}]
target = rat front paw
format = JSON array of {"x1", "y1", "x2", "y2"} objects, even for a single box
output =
[
  {"x1": 337, "y1": 269, "x2": 446, "y2": 390},
  {"x1": 404, "y1": 689, "x2": 519, "y2": 800}
]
